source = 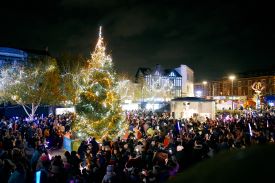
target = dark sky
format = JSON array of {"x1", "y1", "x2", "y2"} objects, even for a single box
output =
[{"x1": 1, "y1": 0, "x2": 274, "y2": 81}]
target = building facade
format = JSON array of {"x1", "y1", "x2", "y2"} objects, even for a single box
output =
[
  {"x1": 0, "y1": 47, "x2": 28, "y2": 67},
  {"x1": 135, "y1": 64, "x2": 194, "y2": 99},
  {"x1": 170, "y1": 97, "x2": 215, "y2": 120},
  {"x1": 175, "y1": 65, "x2": 194, "y2": 97},
  {"x1": 0, "y1": 47, "x2": 50, "y2": 68},
  {"x1": 194, "y1": 70, "x2": 275, "y2": 99}
]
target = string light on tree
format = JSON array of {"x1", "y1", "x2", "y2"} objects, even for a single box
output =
[
  {"x1": 0, "y1": 59, "x2": 62, "y2": 120},
  {"x1": 73, "y1": 26, "x2": 126, "y2": 140}
]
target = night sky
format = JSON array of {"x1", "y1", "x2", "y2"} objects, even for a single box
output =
[{"x1": 1, "y1": 0, "x2": 274, "y2": 81}]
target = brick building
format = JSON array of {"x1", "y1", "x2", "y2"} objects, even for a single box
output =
[{"x1": 195, "y1": 69, "x2": 275, "y2": 99}]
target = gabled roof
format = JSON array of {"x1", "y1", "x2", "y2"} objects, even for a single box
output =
[
  {"x1": 135, "y1": 64, "x2": 183, "y2": 79},
  {"x1": 164, "y1": 69, "x2": 182, "y2": 77},
  {"x1": 151, "y1": 64, "x2": 164, "y2": 76},
  {"x1": 135, "y1": 67, "x2": 152, "y2": 78}
]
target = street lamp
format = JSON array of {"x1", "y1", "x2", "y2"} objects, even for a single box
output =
[
  {"x1": 202, "y1": 81, "x2": 207, "y2": 97},
  {"x1": 229, "y1": 75, "x2": 235, "y2": 110}
]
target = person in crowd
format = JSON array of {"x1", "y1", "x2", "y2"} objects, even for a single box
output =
[
  {"x1": 102, "y1": 165, "x2": 117, "y2": 183},
  {"x1": 0, "y1": 109, "x2": 274, "y2": 183}
]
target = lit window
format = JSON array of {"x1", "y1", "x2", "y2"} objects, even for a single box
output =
[{"x1": 169, "y1": 72, "x2": 175, "y2": 77}]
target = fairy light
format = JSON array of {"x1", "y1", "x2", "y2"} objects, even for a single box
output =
[
  {"x1": 73, "y1": 26, "x2": 125, "y2": 140},
  {"x1": 0, "y1": 59, "x2": 62, "y2": 120},
  {"x1": 177, "y1": 121, "x2": 181, "y2": 131},
  {"x1": 248, "y1": 123, "x2": 253, "y2": 136},
  {"x1": 47, "y1": 64, "x2": 55, "y2": 72}
]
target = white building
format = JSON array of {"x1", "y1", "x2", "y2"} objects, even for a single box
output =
[
  {"x1": 135, "y1": 64, "x2": 194, "y2": 99},
  {"x1": 170, "y1": 97, "x2": 216, "y2": 120},
  {"x1": 175, "y1": 65, "x2": 194, "y2": 97}
]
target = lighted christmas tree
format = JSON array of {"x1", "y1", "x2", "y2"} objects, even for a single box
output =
[{"x1": 73, "y1": 27, "x2": 123, "y2": 139}]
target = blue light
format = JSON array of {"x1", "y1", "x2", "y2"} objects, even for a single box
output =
[{"x1": 36, "y1": 171, "x2": 41, "y2": 183}]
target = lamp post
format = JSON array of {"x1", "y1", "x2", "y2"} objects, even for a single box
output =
[
  {"x1": 212, "y1": 83, "x2": 215, "y2": 97},
  {"x1": 202, "y1": 81, "x2": 207, "y2": 97},
  {"x1": 229, "y1": 75, "x2": 235, "y2": 110}
]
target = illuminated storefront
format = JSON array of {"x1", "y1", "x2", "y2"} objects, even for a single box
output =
[{"x1": 171, "y1": 97, "x2": 215, "y2": 120}]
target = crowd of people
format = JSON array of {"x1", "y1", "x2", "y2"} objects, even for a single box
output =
[
  {"x1": 0, "y1": 114, "x2": 72, "y2": 183},
  {"x1": 0, "y1": 108, "x2": 274, "y2": 183}
]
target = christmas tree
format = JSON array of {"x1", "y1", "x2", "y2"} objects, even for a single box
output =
[{"x1": 73, "y1": 27, "x2": 123, "y2": 139}]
